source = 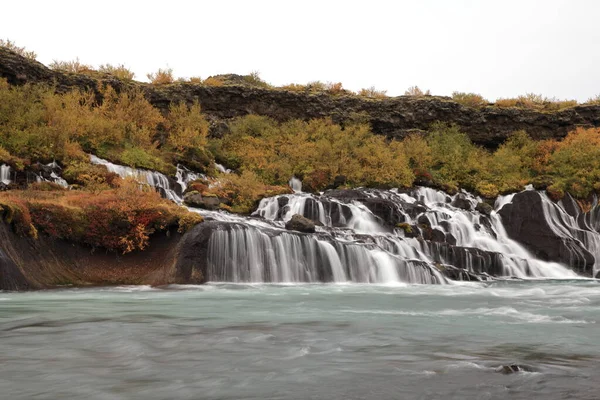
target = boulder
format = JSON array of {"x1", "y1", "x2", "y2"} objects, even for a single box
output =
[
  {"x1": 285, "y1": 214, "x2": 316, "y2": 233},
  {"x1": 451, "y1": 193, "x2": 473, "y2": 211},
  {"x1": 183, "y1": 192, "x2": 221, "y2": 210},
  {"x1": 475, "y1": 201, "x2": 493, "y2": 216}
]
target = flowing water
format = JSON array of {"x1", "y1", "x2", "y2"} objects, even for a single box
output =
[
  {"x1": 0, "y1": 164, "x2": 11, "y2": 185},
  {"x1": 0, "y1": 281, "x2": 598, "y2": 400}
]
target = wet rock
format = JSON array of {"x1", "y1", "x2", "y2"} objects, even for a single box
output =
[
  {"x1": 499, "y1": 190, "x2": 596, "y2": 276},
  {"x1": 475, "y1": 202, "x2": 493, "y2": 216},
  {"x1": 431, "y1": 228, "x2": 446, "y2": 243},
  {"x1": 496, "y1": 364, "x2": 536, "y2": 374},
  {"x1": 183, "y1": 192, "x2": 221, "y2": 210},
  {"x1": 285, "y1": 214, "x2": 316, "y2": 233},
  {"x1": 417, "y1": 214, "x2": 431, "y2": 227},
  {"x1": 451, "y1": 194, "x2": 473, "y2": 211}
]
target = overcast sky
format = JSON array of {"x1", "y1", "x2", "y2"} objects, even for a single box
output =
[{"x1": 2, "y1": 0, "x2": 599, "y2": 101}]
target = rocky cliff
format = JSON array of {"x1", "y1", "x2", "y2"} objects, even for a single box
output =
[
  {"x1": 0, "y1": 223, "x2": 200, "y2": 290},
  {"x1": 2, "y1": 47, "x2": 599, "y2": 148}
]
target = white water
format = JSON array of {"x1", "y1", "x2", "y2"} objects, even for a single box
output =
[
  {"x1": 90, "y1": 155, "x2": 185, "y2": 203},
  {"x1": 205, "y1": 186, "x2": 583, "y2": 284},
  {"x1": 288, "y1": 176, "x2": 302, "y2": 192},
  {"x1": 0, "y1": 164, "x2": 11, "y2": 185},
  {"x1": 215, "y1": 163, "x2": 231, "y2": 174}
]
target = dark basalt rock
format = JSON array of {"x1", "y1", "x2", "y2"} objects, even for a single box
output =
[
  {"x1": 3, "y1": 47, "x2": 600, "y2": 148},
  {"x1": 475, "y1": 201, "x2": 493, "y2": 216},
  {"x1": 451, "y1": 194, "x2": 473, "y2": 211},
  {"x1": 183, "y1": 192, "x2": 221, "y2": 210},
  {"x1": 498, "y1": 190, "x2": 595, "y2": 276},
  {"x1": 285, "y1": 214, "x2": 316, "y2": 233},
  {"x1": 496, "y1": 364, "x2": 536, "y2": 374}
]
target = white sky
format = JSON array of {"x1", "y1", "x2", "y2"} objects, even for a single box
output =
[{"x1": 2, "y1": 0, "x2": 599, "y2": 101}]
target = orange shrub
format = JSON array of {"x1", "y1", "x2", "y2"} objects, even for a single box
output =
[
  {"x1": 147, "y1": 68, "x2": 174, "y2": 84},
  {"x1": 404, "y1": 86, "x2": 430, "y2": 96},
  {"x1": 359, "y1": 86, "x2": 387, "y2": 99},
  {"x1": 452, "y1": 92, "x2": 488, "y2": 107}
]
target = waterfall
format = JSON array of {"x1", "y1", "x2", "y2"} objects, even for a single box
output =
[
  {"x1": 213, "y1": 186, "x2": 580, "y2": 283},
  {"x1": 288, "y1": 176, "x2": 302, "y2": 193},
  {"x1": 205, "y1": 223, "x2": 444, "y2": 284},
  {"x1": 0, "y1": 164, "x2": 11, "y2": 185},
  {"x1": 215, "y1": 163, "x2": 231, "y2": 174},
  {"x1": 75, "y1": 156, "x2": 597, "y2": 283},
  {"x1": 90, "y1": 155, "x2": 185, "y2": 203}
]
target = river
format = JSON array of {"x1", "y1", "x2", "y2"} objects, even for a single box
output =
[{"x1": 1, "y1": 280, "x2": 598, "y2": 399}]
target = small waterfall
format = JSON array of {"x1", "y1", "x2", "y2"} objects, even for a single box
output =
[
  {"x1": 215, "y1": 163, "x2": 231, "y2": 174},
  {"x1": 90, "y1": 155, "x2": 184, "y2": 203},
  {"x1": 543, "y1": 193, "x2": 600, "y2": 277},
  {"x1": 288, "y1": 176, "x2": 302, "y2": 193},
  {"x1": 253, "y1": 193, "x2": 383, "y2": 233},
  {"x1": 0, "y1": 164, "x2": 11, "y2": 185}
]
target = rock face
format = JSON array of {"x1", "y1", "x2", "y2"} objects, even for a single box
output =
[
  {"x1": 498, "y1": 191, "x2": 596, "y2": 276},
  {"x1": 0, "y1": 222, "x2": 190, "y2": 290},
  {"x1": 285, "y1": 214, "x2": 316, "y2": 233},
  {"x1": 2, "y1": 47, "x2": 600, "y2": 148}
]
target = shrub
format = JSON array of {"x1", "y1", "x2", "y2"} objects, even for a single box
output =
[
  {"x1": 244, "y1": 71, "x2": 270, "y2": 88},
  {"x1": 495, "y1": 94, "x2": 577, "y2": 111},
  {"x1": 452, "y1": 92, "x2": 488, "y2": 107},
  {"x1": 187, "y1": 76, "x2": 203, "y2": 84},
  {"x1": 0, "y1": 181, "x2": 204, "y2": 253},
  {"x1": 325, "y1": 82, "x2": 347, "y2": 95},
  {"x1": 280, "y1": 83, "x2": 307, "y2": 92},
  {"x1": 585, "y1": 94, "x2": 600, "y2": 105},
  {"x1": 49, "y1": 58, "x2": 95, "y2": 73},
  {"x1": 0, "y1": 39, "x2": 37, "y2": 60},
  {"x1": 359, "y1": 86, "x2": 387, "y2": 99},
  {"x1": 98, "y1": 64, "x2": 135, "y2": 80},
  {"x1": 306, "y1": 81, "x2": 327, "y2": 92},
  {"x1": 202, "y1": 76, "x2": 225, "y2": 86},
  {"x1": 404, "y1": 86, "x2": 430, "y2": 96},
  {"x1": 165, "y1": 101, "x2": 209, "y2": 152},
  {"x1": 147, "y1": 68, "x2": 174, "y2": 84}
]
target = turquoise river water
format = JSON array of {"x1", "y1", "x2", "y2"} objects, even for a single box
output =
[{"x1": 0, "y1": 280, "x2": 599, "y2": 399}]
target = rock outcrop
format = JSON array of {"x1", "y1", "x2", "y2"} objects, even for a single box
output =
[
  {"x1": 2, "y1": 47, "x2": 600, "y2": 148},
  {"x1": 0, "y1": 222, "x2": 199, "y2": 290},
  {"x1": 285, "y1": 214, "x2": 316, "y2": 233},
  {"x1": 498, "y1": 191, "x2": 597, "y2": 276}
]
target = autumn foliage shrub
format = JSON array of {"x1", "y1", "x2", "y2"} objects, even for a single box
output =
[
  {"x1": 217, "y1": 115, "x2": 414, "y2": 191},
  {"x1": 98, "y1": 64, "x2": 135, "y2": 80},
  {"x1": 452, "y1": 92, "x2": 488, "y2": 108},
  {"x1": 147, "y1": 68, "x2": 174, "y2": 84},
  {"x1": 0, "y1": 180, "x2": 203, "y2": 253},
  {"x1": 404, "y1": 86, "x2": 430, "y2": 96},
  {"x1": 359, "y1": 87, "x2": 387, "y2": 99},
  {"x1": 49, "y1": 58, "x2": 95, "y2": 73},
  {"x1": 0, "y1": 39, "x2": 37, "y2": 60}
]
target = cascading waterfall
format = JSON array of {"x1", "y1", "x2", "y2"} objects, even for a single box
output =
[
  {"x1": 90, "y1": 155, "x2": 184, "y2": 203},
  {"x1": 0, "y1": 164, "x2": 11, "y2": 185},
  {"x1": 74, "y1": 156, "x2": 597, "y2": 284},
  {"x1": 213, "y1": 186, "x2": 581, "y2": 284},
  {"x1": 90, "y1": 155, "x2": 212, "y2": 203}
]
